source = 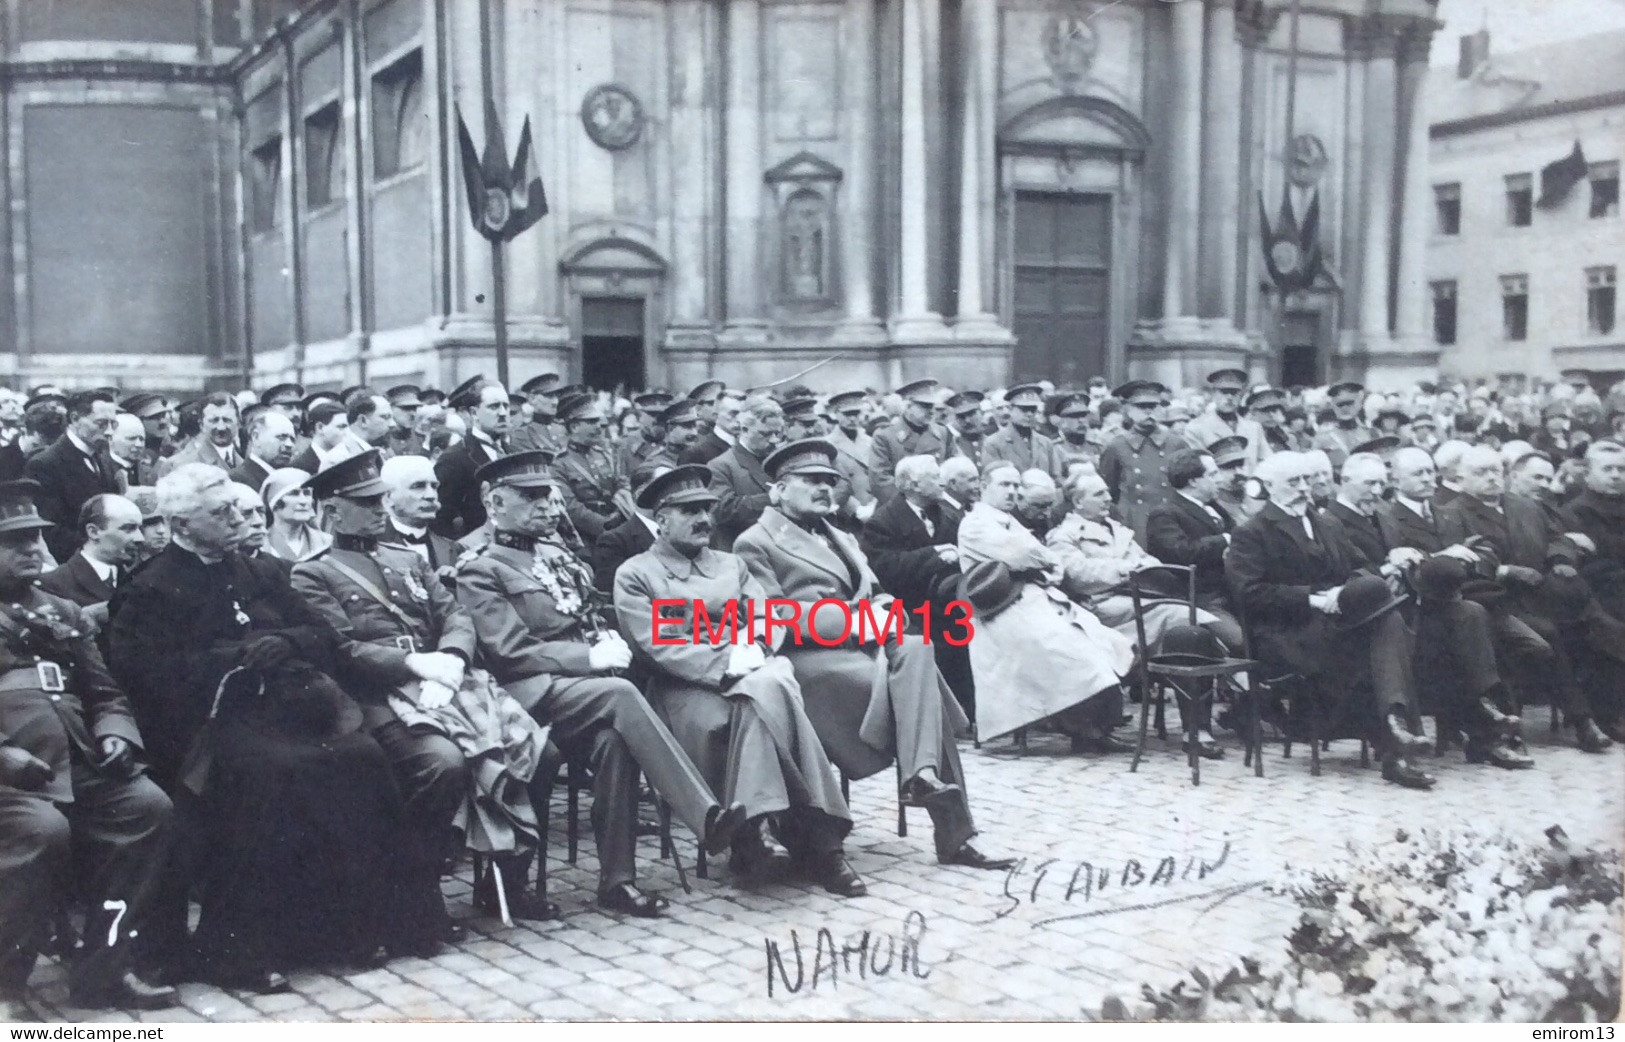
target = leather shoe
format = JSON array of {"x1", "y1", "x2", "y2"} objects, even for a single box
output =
[
  {"x1": 70, "y1": 971, "x2": 179, "y2": 1012},
  {"x1": 598, "y1": 882, "x2": 670, "y2": 918},
  {"x1": 205, "y1": 966, "x2": 291, "y2": 995},
  {"x1": 901, "y1": 771, "x2": 962, "y2": 811},
  {"x1": 1381, "y1": 757, "x2": 1436, "y2": 790},
  {"x1": 1386, "y1": 712, "x2": 1431, "y2": 752},
  {"x1": 940, "y1": 843, "x2": 1017, "y2": 871},
  {"x1": 1465, "y1": 738, "x2": 1535, "y2": 770},
  {"x1": 1576, "y1": 718, "x2": 1614, "y2": 754},
  {"x1": 1597, "y1": 717, "x2": 1625, "y2": 744},
  {"x1": 475, "y1": 886, "x2": 562, "y2": 922},
  {"x1": 808, "y1": 853, "x2": 868, "y2": 897},
  {"x1": 1182, "y1": 737, "x2": 1225, "y2": 760},
  {"x1": 1477, "y1": 696, "x2": 1521, "y2": 735},
  {"x1": 730, "y1": 817, "x2": 793, "y2": 880},
  {"x1": 702, "y1": 802, "x2": 748, "y2": 856}
]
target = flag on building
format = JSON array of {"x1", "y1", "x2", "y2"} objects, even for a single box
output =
[
  {"x1": 1536, "y1": 141, "x2": 1589, "y2": 209},
  {"x1": 455, "y1": 101, "x2": 549, "y2": 243}
]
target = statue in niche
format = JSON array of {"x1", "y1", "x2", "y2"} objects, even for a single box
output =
[{"x1": 782, "y1": 190, "x2": 826, "y2": 300}]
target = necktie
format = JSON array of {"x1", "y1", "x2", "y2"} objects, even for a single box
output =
[{"x1": 1420, "y1": 503, "x2": 1433, "y2": 523}]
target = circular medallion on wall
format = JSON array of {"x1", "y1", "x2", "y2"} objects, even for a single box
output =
[
  {"x1": 581, "y1": 84, "x2": 645, "y2": 151},
  {"x1": 1286, "y1": 134, "x2": 1330, "y2": 188}
]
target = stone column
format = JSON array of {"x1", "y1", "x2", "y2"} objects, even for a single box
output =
[
  {"x1": 954, "y1": 0, "x2": 1003, "y2": 339},
  {"x1": 1162, "y1": 0, "x2": 1205, "y2": 319},
  {"x1": 1198, "y1": 0, "x2": 1241, "y2": 321},
  {"x1": 836, "y1": 0, "x2": 883, "y2": 340},
  {"x1": 1358, "y1": 19, "x2": 1399, "y2": 338},
  {"x1": 668, "y1": 0, "x2": 713, "y2": 338},
  {"x1": 891, "y1": 0, "x2": 948, "y2": 339},
  {"x1": 1393, "y1": 25, "x2": 1433, "y2": 342},
  {"x1": 723, "y1": 0, "x2": 768, "y2": 336}
]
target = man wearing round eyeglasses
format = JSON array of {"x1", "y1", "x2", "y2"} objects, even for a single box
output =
[
  {"x1": 1185, "y1": 369, "x2": 1265, "y2": 471},
  {"x1": 1312, "y1": 381, "x2": 1376, "y2": 471},
  {"x1": 552, "y1": 393, "x2": 633, "y2": 542}
]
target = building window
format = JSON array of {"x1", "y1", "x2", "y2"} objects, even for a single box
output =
[
  {"x1": 1588, "y1": 266, "x2": 1617, "y2": 335},
  {"x1": 304, "y1": 101, "x2": 343, "y2": 208},
  {"x1": 1501, "y1": 274, "x2": 1529, "y2": 340},
  {"x1": 248, "y1": 136, "x2": 281, "y2": 233},
  {"x1": 371, "y1": 49, "x2": 424, "y2": 180},
  {"x1": 1433, "y1": 183, "x2": 1461, "y2": 235},
  {"x1": 1504, "y1": 174, "x2": 1533, "y2": 227},
  {"x1": 1590, "y1": 161, "x2": 1620, "y2": 219},
  {"x1": 1431, "y1": 281, "x2": 1457, "y2": 345}
]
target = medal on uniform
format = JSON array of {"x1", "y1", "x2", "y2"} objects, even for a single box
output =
[
  {"x1": 403, "y1": 571, "x2": 429, "y2": 602},
  {"x1": 232, "y1": 599, "x2": 251, "y2": 626}
]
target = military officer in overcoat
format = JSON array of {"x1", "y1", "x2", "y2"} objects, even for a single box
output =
[
  {"x1": 0, "y1": 480, "x2": 176, "y2": 1015},
  {"x1": 1184, "y1": 369, "x2": 1267, "y2": 471},
  {"x1": 552, "y1": 394, "x2": 633, "y2": 543},
  {"x1": 735, "y1": 441, "x2": 1013, "y2": 875},
  {"x1": 868, "y1": 380, "x2": 960, "y2": 504},
  {"x1": 455, "y1": 452, "x2": 744, "y2": 917},
  {"x1": 944, "y1": 392, "x2": 987, "y2": 469},
  {"x1": 1312, "y1": 382, "x2": 1377, "y2": 472},
  {"x1": 1098, "y1": 381, "x2": 1177, "y2": 543},
  {"x1": 292, "y1": 450, "x2": 547, "y2": 932},
  {"x1": 612, "y1": 466, "x2": 858, "y2": 890},
  {"x1": 1049, "y1": 392, "x2": 1099, "y2": 479},
  {"x1": 982, "y1": 383, "x2": 1062, "y2": 481}
]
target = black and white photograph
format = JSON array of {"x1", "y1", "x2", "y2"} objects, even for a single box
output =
[{"x1": 0, "y1": 0, "x2": 1621, "y2": 1025}]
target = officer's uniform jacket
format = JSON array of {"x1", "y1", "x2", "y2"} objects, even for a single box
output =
[
  {"x1": 868, "y1": 419, "x2": 959, "y2": 504},
  {"x1": 616, "y1": 434, "x2": 662, "y2": 479},
  {"x1": 507, "y1": 420, "x2": 566, "y2": 456},
  {"x1": 554, "y1": 443, "x2": 628, "y2": 543},
  {"x1": 1052, "y1": 436, "x2": 1098, "y2": 477},
  {"x1": 290, "y1": 540, "x2": 476, "y2": 728},
  {"x1": 949, "y1": 428, "x2": 985, "y2": 469},
  {"x1": 982, "y1": 425, "x2": 1063, "y2": 481},
  {"x1": 0, "y1": 589, "x2": 142, "y2": 803},
  {"x1": 387, "y1": 428, "x2": 430, "y2": 458},
  {"x1": 454, "y1": 536, "x2": 602, "y2": 711},
  {"x1": 1098, "y1": 426, "x2": 1176, "y2": 542},
  {"x1": 1184, "y1": 409, "x2": 1268, "y2": 470},
  {"x1": 1311, "y1": 422, "x2": 1376, "y2": 471}
]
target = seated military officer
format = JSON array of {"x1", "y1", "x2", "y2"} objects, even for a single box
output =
[
  {"x1": 290, "y1": 450, "x2": 553, "y2": 932},
  {"x1": 0, "y1": 480, "x2": 176, "y2": 1014},
  {"x1": 455, "y1": 451, "x2": 745, "y2": 917},
  {"x1": 734, "y1": 441, "x2": 1015, "y2": 874},
  {"x1": 612, "y1": 466, "x2": 858, "y2": 892},
  {"x1": 553, "y1": 394, "x2": 633, "y2": 543}
]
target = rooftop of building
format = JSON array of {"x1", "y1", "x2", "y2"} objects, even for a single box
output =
[{"x1": 1429, "y1": 27, "x2": 1625, "y2": 132}]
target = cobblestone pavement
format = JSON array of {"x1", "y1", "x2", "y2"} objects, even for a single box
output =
[{"x1": 24, "y1": 723, "x2": 1625, "y2": 1022}]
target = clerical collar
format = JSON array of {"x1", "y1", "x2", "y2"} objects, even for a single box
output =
[
  {"x1": 494, "y1": 530, "x2": 537, "y2": 552},
  {"x1": 334, "y1": 533, "x2": 378, "y2": 552}
]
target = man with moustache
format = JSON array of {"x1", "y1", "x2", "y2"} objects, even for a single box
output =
[
  {"x1": 644, "y1": 400, "x2": 703, "y2": 472},
  {"x1": 980, "y1": 383, "x2": 1061, "y2": 482},
  {"x1": 455, "y1": 452, "x2": 745, "y2": 917},
  {"x1": 1048, "y1": 392, "x2": 1098, "y2": 478},
  {"x1": 944, "y1": 392, "x2": 987, "y2": 469},
  {"x1": 154, "y1": 392, "x2": 240, "y2": 480},
  {"x1": 1098, "y1": 381, "x2": 1175, "y2": 542},
  {"x1": 380, "y1": 455, "x2": 460, "y2": 575},
  {"x1": 231, "y1": 410, "x2": 298, "y2": 490},
  {"x1": 612, "y1": 465, "x2": 858, "y2": 889},
  {"x1": 735, "y1": 440, "x2": 1013, "y2": 876}
]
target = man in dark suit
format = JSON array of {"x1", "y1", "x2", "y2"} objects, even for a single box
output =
[
  {"x1": 39, "y1": 494, "x2": 147, "y2": 634},
  {"x1": 860, "y1": 454, "x2": 974, "y2": 719},
  {"x1": 1224, "y1": 452, "x2": 1434, "y2": 788},
  {"x1": 230, "y1": 410, "x2": 298, "y2": 491},
  {"x1": 676, "y1": 382, "x2": 734, "y2": 465},
  {"x1": 1567, "y1": 440, "x2": 1625, "y2": 634},
  {"x1": 25, "y1": 390, "x2": 122, "y2": 562},
  {"x1": 1146, "y1": 447, "x2": 1234, "y2": 617},
  {"x1": 590, "y1": 463, "x2": 665, "y2": 593},
  {"x1": 380, "y1": 454, "x2": 460, "y2": 575},
  {"x1": 1438, "y1": 445, "x2": 1620, "y2": 752},
  {"x1": 0, "y1": 480, "x2": 176, "y2": 1015},
  {"x1": 433, "y1": 380, "x2": 510, "y2": 539},
  {"x1": 1320, "y1": 453, "x2": 1390, "y2": 567},
  {"x1": 707, "y1": 397, "x2": 785, "y2": 550}
]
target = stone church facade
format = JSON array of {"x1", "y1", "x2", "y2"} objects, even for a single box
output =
[{"x1": 0, "y1": 0, "x2": 1441, "y2": 394}]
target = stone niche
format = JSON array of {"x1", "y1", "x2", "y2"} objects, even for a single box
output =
[{"x1": 765, "y1": 151, "x2": 844, "y2": 317}]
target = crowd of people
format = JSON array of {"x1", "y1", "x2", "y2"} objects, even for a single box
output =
[{"x1": 0, "y1": 364, "x2": 1622, "y2": 1017}]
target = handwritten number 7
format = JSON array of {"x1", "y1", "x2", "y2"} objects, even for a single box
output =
[{"x1": 102, "y1": 899, "x2": 127, "y2": 947}]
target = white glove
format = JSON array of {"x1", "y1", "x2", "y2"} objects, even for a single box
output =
[
  {"x1": 417, "y1": 679, "x2": 455, "y2": 710},
  {"x1": 1386, "y1": 547, "x2": 1425, "y2": 569},
  {"x1": 725, "y1": 642, "x2": 766, "y2": 679},
  {"x1": 1566, "y1": 532, "x2": 1596, "y2": 554},
  {"x1": 1309, "y1": 589, "x2": 1342, "y2": 615},
  {"x1": 935, "y1": 545, "x2": 959, "y2": 564},
  {"x1": 405, "y1": 651, "x2": 465, "y2": 689},
  {"x1": 1437, "y1": 544, "x2": 1479, "y2": 564},
  {"x1": 588, "y1": 635, "x2": 633, "y2": 672},
  {"x1": 855, "y1": 499, "x2": 877, "y2": 522}
]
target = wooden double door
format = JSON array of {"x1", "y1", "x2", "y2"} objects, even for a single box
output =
[{"x1": 1011, "y1": 191, "x2": 1111, "y2": 385}]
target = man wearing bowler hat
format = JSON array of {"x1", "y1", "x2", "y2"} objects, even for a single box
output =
[
  {"x1": 613, "y1": 465, "x2": 860, "y2": 891},
  {"x1": 455, "y1": 452, "x2": 745, "y2": 917},
  {"x1": 983, "y1": 383, "x2": 1061, "y2": 481},
  {"x1": 0, "y1": 480, "x2": 176, "y2": 1014},
  {"x1": 735, "y1": 441, "x2": 1014, "y2": 875},
  {"x1": 507, "y1": 373, "x2": 566, "y2": 456},
  {"x1": 868, "y1": 380, "x2": 960, "y2": 504},
  {"x1": 1098, "y1": 381, "x2": 1176, "y2": 542},
  {"x1": 1186, "y1": 369, "x2": 1266, "y2": 471}
]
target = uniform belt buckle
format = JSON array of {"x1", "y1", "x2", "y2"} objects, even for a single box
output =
[
  {"x1": 36, "y1": 661, "x2": 64, "y2": 693},
  {"x1": 394, "y1": 635, "x2": 418, "y2": 653}
]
